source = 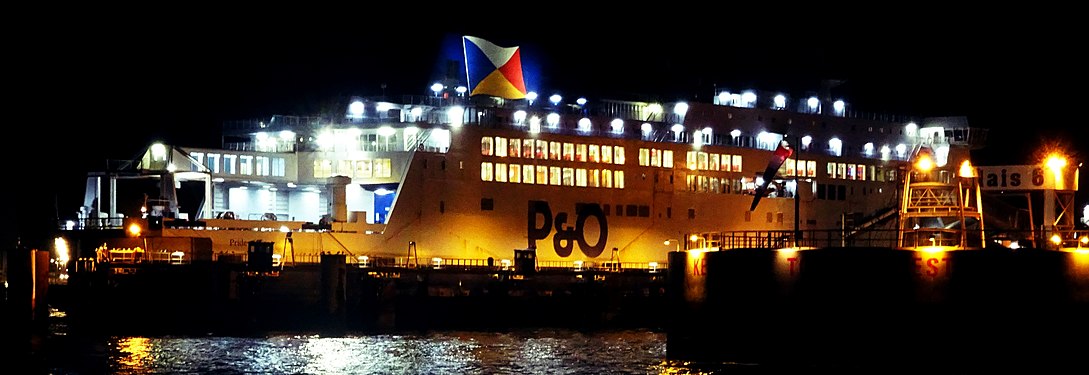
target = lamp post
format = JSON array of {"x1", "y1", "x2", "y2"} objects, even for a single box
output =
[{"x1": 664, "y1": 239, "x2": 681, "y2": 252}]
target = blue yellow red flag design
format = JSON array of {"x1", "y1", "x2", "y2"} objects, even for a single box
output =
[{"x1": 463, "y1": 36, "x2": 528, "y2": 99}]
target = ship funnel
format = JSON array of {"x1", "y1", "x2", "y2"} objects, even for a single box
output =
[{"x1": 326, "y1": 176, "x2": 352, "y2": 222}]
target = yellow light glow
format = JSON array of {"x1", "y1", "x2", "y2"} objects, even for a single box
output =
[
  {"x1": 117, "y1": 337, "x2": 152, "y2": 368},
  {"x1": 689, "y1": 234, "x2": 699, "y2": 242},
  {"x1": 915, "y1": 154, "x2": 934, "y2": 172},
  {"x1": 128, "y1": 223, "x2": 142, "y2": 236},
  {"x1": 1081, "y1": 236, "x2": 1088, "y2": 245},
  {"x1": 1046, "y1": 154, "x2": 1067, "y2": 172},
  {"x1": 663, "y1": 240, "x2": 671, "y2": 246},
  {"x1": 1051, "y1": 234, "x2": 1062, "y2": 245},
  {"x1": 54, "y1": 237, "x2": 70, "y2": 264},
  {"x1": 958, "y1": 160, "x2": 975, "y2": 178},
  {"x1": 917, "y1": 246, "x2": 953, "y2": 253}
]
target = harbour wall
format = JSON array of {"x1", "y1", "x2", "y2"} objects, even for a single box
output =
[
  {"x1": 666, "y1": 247, "x2": 1089, "y2": 371},
  {"x1": 56, "y1": 254, "x2": 668, "y2": 336}
]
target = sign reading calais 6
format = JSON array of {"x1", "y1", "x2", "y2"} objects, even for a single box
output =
[
  {"x1": 977, "y1": 165, "x2": 1077, "y2": 191},
  {"x1": 527, "y1": 200, "x2": 608, "y2": 257}
]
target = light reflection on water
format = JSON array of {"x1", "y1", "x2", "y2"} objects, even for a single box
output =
[{"x1": 44, "y1": 329, "x2": 705, "y2": 374}]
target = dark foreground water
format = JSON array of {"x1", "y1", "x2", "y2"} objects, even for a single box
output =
[
  {"x1": 27, "y1": 309, "x2": 704, "y2": 374},
  {"x1": 37, "y1": 330, "x2": 670, "y2": 374}
]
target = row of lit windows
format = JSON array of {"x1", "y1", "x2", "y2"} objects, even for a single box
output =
[
  {"x1": 481, "y1": 137, "x2": 625, "y2": 165},
  {"x1": 636, "y1": 148, "x2": 675, "y2": 168},
  {"x1": 780, "y1": 159, "x2": 818, "y2": 178},
  {"x1": 313, "y1": 159, "x2": 393, "y2": 179},
  {"x1": 481, "y1": 162, "x2": 625, "y2": 189},
  {"x1": 684, "y1": 151, "x2": 744, "y2": 172},
  {"x1": 191, "y1": 152, "x2": 285, "y2": 177},
  {"x1": 686, "y1": 175, "x2": 753, "y2": 194},
  {"x1": 825, "y1": 162, "x2": 896, "y2": 182}
]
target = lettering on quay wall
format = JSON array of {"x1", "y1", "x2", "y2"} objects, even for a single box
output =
[
  {"x1": 978, "y1": 166, "x2": 1049, "y2": 191},
  {"x1": 527, "y1": 201, "x2": 608, "y2": 257},
  {"x1": 915, "y1": 255, "x2": 950, "y2": 278}
]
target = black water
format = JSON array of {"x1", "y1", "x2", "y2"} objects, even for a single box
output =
[{"x1": 22, "y1": 308, "x2": 686, "y2": 374}]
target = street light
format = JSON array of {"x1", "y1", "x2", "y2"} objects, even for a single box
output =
[{"x1": 664, "y1": 239, "x2": 681, "y2": 252}]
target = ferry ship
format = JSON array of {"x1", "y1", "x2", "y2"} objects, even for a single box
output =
[{"x1": 59, "y1": 37, "x2": 990, "y2": 270}]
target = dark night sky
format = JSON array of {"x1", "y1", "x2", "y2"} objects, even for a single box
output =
[{"x1": 7, "y1": 11, "x2": 1086, "y2": 248}]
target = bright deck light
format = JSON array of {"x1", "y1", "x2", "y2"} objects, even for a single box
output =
[
  {"x1": 549, "y1": 94, "x2": 562, "y2": 106},
  {"x1": 578, "y1": 118, "x2": 592, "y2": 132},
  {"x1": 673, "y1": 102, "x2": 688, "y2": 116},
  {"x1": 773, "y1": 94, "x2": 786, "y2": 109},
  {"x1": 610, "y1": 119, "x2": 624, "y2": 133},
  {"x1": 348, "y1": 100, "x2": 365, "y2": 117},
  {"x1": 915, "y1": 154, "x2": 934, "y2": 172},
  {"x1": 128, "y1": 223, "x2": 142, "y2": 236},
  {"x1": 959, "y1": 160, "x2": 976, "y2": 178}
]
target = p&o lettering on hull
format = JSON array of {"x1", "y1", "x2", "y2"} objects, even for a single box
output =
[{"x1": 527, "y1": 200, "x2": 608, "y2": 258}]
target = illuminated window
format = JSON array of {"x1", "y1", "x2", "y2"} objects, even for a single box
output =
[
  {"x1": 536, "y1": 165, "x2": 548, "y2": 185},
  {"x1": 223, "y1": 154, "x2": 237, "y2": 174},
  {"x1": 523, "y1": 165, "x2": 535, "y2": 184},
  {"x1": 576, "y1": 168, "x2": 587, "y2": 187},
  {"x1": 240, "y1": 155, "x2": 253, "y2": 175},
  {"x1": 837, "y1": 163, "x2": 847, "y2": 180},
  {"x1": 731, "y1": 155, "x2": 741, "y2": 172},
  {"x1": 639, "y1": 148, "x2": 650, "y2": 166},
  {"x1": 602, "y1": 145, "x2": 613, "y2": 164},
  {"x1": 697, "y1": 152, "x2": 708, "y2": 170},
  {"x1": 509, "y1": 139, "x2": 521, "y2": 158},
  {"x1": 523, "y1": 140, "x2": 535, "y2": 159},
  {"x1": 495, "y1": 137, "x2": 507, "y2": 157},
  {"x1": 602, "y1": 168, "x2": 613, "y2": 188},
  {"x1": 256, "y1": 156, "x2": 270, "y2": 176},
  {"x1": 496, "y1": 163, "x2": 507, "y2": 182},
  {"x1": 272, "y1": 158, "x2": 285, "y2": 177},
  {"x1": 314, "y1": 159, "x2": 332, "y2": 178},
  {"x1": 847, "y1": 164, "x2": 856, "y2": 180},
  {"x1": 549, "y1": 141, "x2": 561, "y2": 160},
  {"x1": 807, "y1": 161, "x2": 817, "y2": 177},
  {"x1": 549, "y1": 166, "x2": 561, "y2": 185},
  {"x1": 857, "y1": 165, "x2": 867, "y2": 181},
  {"x1": 589, "y1": 145, "x2": 600, "y2": 163},
  {"x1": 687, "y1": 151, "x2": 697, "y2": 170},
  {"x1": 710, "y1": 177, "x2": 721, "y2": 193},
  {"x1": 663, "y1": 150, "x2": 674, "y2": 168},
  {"x1": 481, "y1": 162, "x2": 494, "y2": 181},
  {"x1": 481, "y1": 137, "x2": 494, "y2": 156},
  {"x1": 687, "y1": 175, "x2": 697, "y2": 191},
  {"x1": 614, "y1": 146, "x2": 625, "y2": 164},
  {"x1": 576, "y1": 144, "x2": 587, "y2": 162},
  {"x1": 374, "y1": 159, "x2": 392, "y2": 178},
  {"x1": 614, "y1": 170, "x2": 624, "y2": 189},
  {"x1": 784, "y1": 158, "x2": 796, "y2": 176},
  {"x1": 509, "y1": 163, "x2": 521, "y2": 183},
  {"x1": 650, "y1": 149, "x2": 661, "y2": 167},
  {"x1": 536, "y1": 140, "x2": 547, "y2": 159},
  {"x1": 355, "y1": 160, "x2": 372, "y2": 178},
  {"x1": 562, "y1": 167, "x2": 574, "y2": 186},
  {"x1": 589, "y1": 169, "x2": 600, "y2": 187},
  {"x1": 191, "y1": 152, "x2": 205, "y2": 169},
  {"x1": 339, "y1": 160, "x2": 353, "y2": 177},
  {"x1": 563, "y1": 143, "x2": 574, "y2": 161},
  {"x1": 827, "y1": 162, "x2": 836, "y2": 178},
  {"x1": 709, "y1": 153, "x2": 719, "y2": 171},
  {"x1": 206, "y1": 153, "x2": 220, "y2": 173}
]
